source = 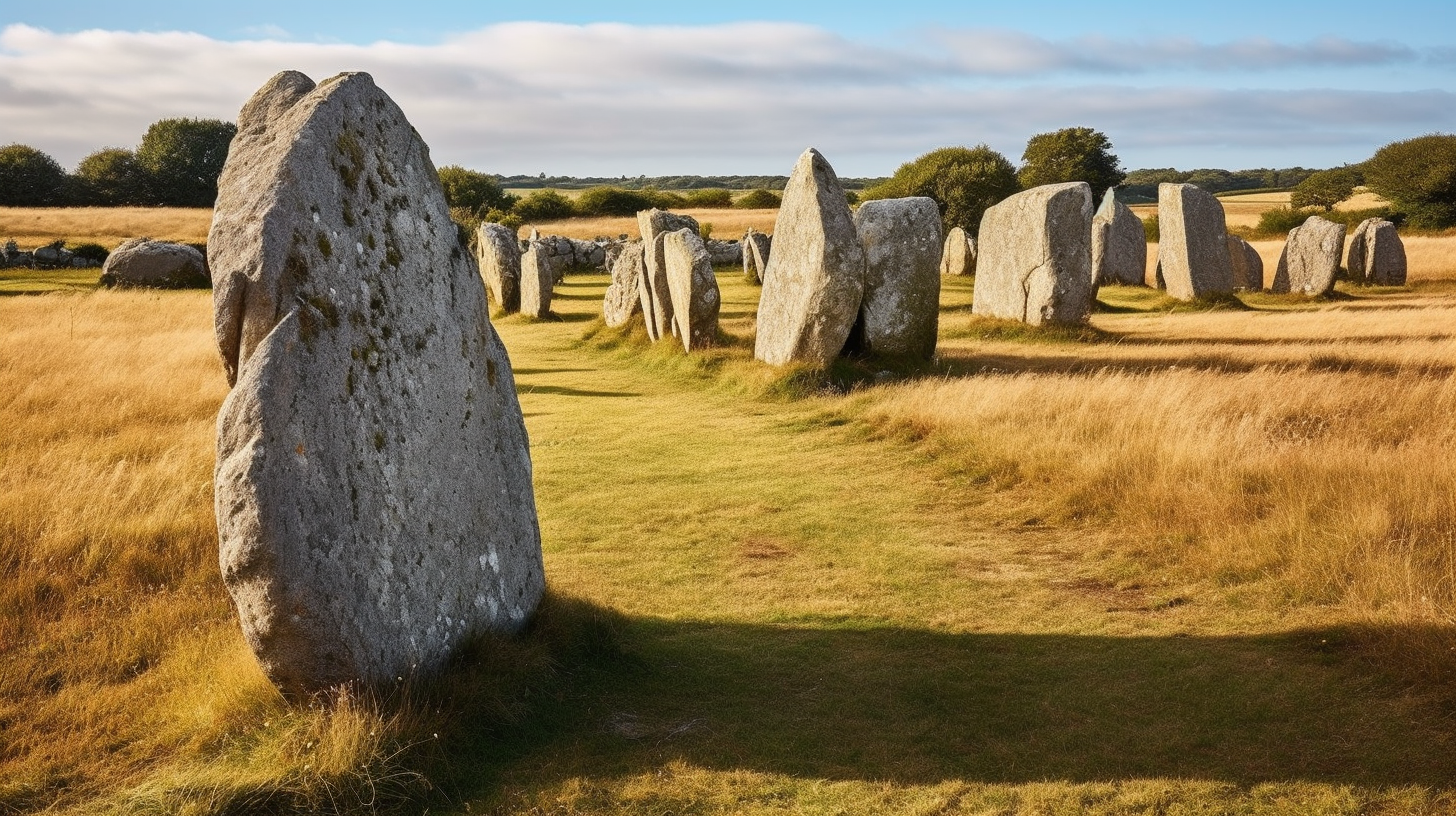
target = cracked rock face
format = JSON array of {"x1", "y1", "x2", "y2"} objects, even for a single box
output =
[
  {"x1": 603, "y1": 240, "x2": 644, "y2": 327},
  {"x1": 208, "y1": 70, "x2": 544, "y2": 696},
  {"x1": 1091, "y1": 188, "x2": 1147, "y2": 286},
  {"x1": 1228, "y1": 235, "x2": 1264, "y2": 291},
  {"x1": 972, "y1": 182, "x2": 1094, "y2": 326},
  {"x1": 850, "y1": 196, "x2": 941, "y2": 359},
  {"x1": 662, "y1": 229, "x2": 721, "y2": 351},
  {"x1": 742, "y1": 228, "x2": 771, "y2": 285},
  {"x1": 637, "y1": 209, "x2": 698, "y2": 342},
  {"x1": 754, "y1": 148, "x2": 865, "y2": 367},
  {"x1": 1347, "y1": 217, "x2": 1406, "y2": 286},
  {"x1": 939, "y1": 226, "x2": 976, "y2": 277},
  {"x1": 477, "y1": 223, "x2": 521, "y2": 312},
  {"x1": 1272, "y1": 215, "x2": 1345, "y2": 296},
  {"x1": 1157, "y1": 183, "x2": 1233, "y2": 300}
]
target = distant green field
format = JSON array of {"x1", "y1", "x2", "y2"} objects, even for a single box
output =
[{"x1": 0, "y1": 266, "x2": 99, "y2": 295}]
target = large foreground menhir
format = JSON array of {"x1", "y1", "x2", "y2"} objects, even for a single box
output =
[{"x1": 208, "y1": 70, "x2": 544, "y2": 696}]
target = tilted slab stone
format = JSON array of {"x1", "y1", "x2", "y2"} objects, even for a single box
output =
[
  {"x1": 603, "y1": 240, "x2": 644, "y2": 328},
  {"x1": 519, "y1": 241, "x2": 553, "y2": 318},
  {"x1": 1091, "y1": 188, "x2": 1147, "y2": 286},
  {"x1": 208, "y1": 71, "x2": 543, "y2": 696},
  {"x1": 972, "y1": 182, "x2": 1094, "y2": 326},
  {"x1": 1272, "y1": 215, "x2": 1345, "y2": 296},
  {"x1": 1156, "y1": 183, "x2": 1233, "y2": 300},
  {"x1": 1227, "y1": 235, "x2": 1264, "y2": 291},
  {"x1": 476, "y1": 223, "x2": 520, "y2": 312},
  {"x1": 754, "y1": 148, "x2": 865, "y2": 367},
  {"x1": 850, "y1": 196, "x2": 941, "y2": 359},
  {"x1": 637, "y1": 209, "x2": 698, "y2": 341},
  {"x1": 742, "y1": 228, "x2": 771, "y2": 285},
  {"x1": 939, "y1": 226, "x2": 976, "y2": 277},
  {"x1": 662, "y1": 229, "x2": 721, "y2": 351},
  {"x1": 1347, "y1": 217, "x2": 1407, "y2": 286},
  {"x1": 100, "y1": 238, "x2": 210, "y2": 289}
]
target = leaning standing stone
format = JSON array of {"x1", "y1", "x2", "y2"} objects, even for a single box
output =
[
  {"x1": 519, "y1": 240, "x2": 553, "y2": 318},
  {"x1": 1157, "y1": 183, "x2": 1233, "y2": 299},
  {"x1": 850, "y1": 196, "x2": 941, "y2": 359},
  {"x1": 754, "y1": 148, "x2": 865, "y2": 367},
  {"x1": 603, "y1": 241, "x2": 644, "y2": 327},
  {"x1": 99, "y1": 238, "x2": 210, "y2": 289},
  {"x1": 973, "y1": 182, "x2": 1095, "y2": 326},
  {"x1": 637, "y1": 209, "x2": 699, "y2": 341},
  {"x1": 1347, "y1": 217, "x2": 1407, "y2": 286},
  {"x1": 742, "y1": 228, "x2": 771, "y2": 285},
  {"x1": 1227, "y1": 235, "x2": 1264, "y2": 291},
  {"x1": 939, "y1": 226, "x2": 976, "y2": 277},
  {"x1": 1271, "y1": 215, "x2": 1346, "y2": 296},
  {"x1": 1090, "y1": 188, "x2": 1147, "y2": 286},
  {"x1": 662, "y1": 229, "x2": 721, "y2": 351},
  {"x1": 208, "y1": 71, "x2": 543, "y2": 696},
  {"x1": 476, "y1": 223, "x2": 521, "y2": 312}
]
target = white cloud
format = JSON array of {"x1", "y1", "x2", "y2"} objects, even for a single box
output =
[{"x1": 0, "y1": 22, "x2": 1450, "y2": 175}]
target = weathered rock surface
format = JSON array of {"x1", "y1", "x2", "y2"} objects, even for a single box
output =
[
  {"x1": 663, "y1": 229, "x2": 721, "y2": 351},
  {"x1": 519, "y1": 240, "x2": 553, "y2": 318},
  {"x1": 99, "y1": 238, "x2": 210, "y2": 289},
  {"x1": 705, "y1": 239, "x2": 742, "y2": 267},
  {"x1": 1227, "y1": 235, "x2": 1264, "y2": 291},
  {"x1": 850, "y1": 196, "x2": 941, "y2": 359},
  {"x1": 603, "y1": 240, "x2": 644, "y2": 327},
  {"x1": 1347, "y1": 217, "x2": 1407, "y2": 286},
  {"x1": 742, "y1": 228, "x2": 771, "y2": 284},
  {"x1": 1157, "y1": 183, "x2": 1233, "y2": 299},
  {"x1": 208, "y1": 71, "x2": 543, "y2": 696},
  {"x1": 476, "y1": 223, "x2": 520, "y2": 312},
  {"x1": 754, "y1": 148, "x2": 865, "y2": 367},
  {"x1": 939, "y1": 226, "x2": 976, "y2": 277},
  {"x1": 637, "y1": 209, "x2": 699, "y2": 341},
  {"x1": 1091, "y1": 189, "x2": 1147, "y2": 286},
  {"x1": 972, "y1": 182, "x2": 1095, "y2": 326},
  {"x1": 1272, "y1": 215, "x2": 1346, "y2": 296}
]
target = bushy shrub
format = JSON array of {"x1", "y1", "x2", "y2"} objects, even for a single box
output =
[
  {"x1": 485, "y1": 208, "x2": 525, "y2": 231},
  {"x1": 861, "y1": 145, "x2": 1020, "y2": 233},
  {"x1": 700, "y1": 222, "x2": 713, "y2": 241},
  {"x1": 644, "y1": 189, "x2": 687, "y2": 210},
  {"x1": 574, "y1": 186, "x2": 657, "y2": 217},
  {"x1": 736, "y1": 189, "x2": 782, "y2": 209},
  {"x1": 845, "y1": 190, "x2": 860, "y2": 206},
  {"x1": 1362, "y1": 134, "x2": 1456, "y2": 229},
  {"x1": 438, "y1": 165, "x2": 516, "y2": 215},
  {"x1": 684, "y1": 188, "x2": 733, "y2": 208},
  {"x1": 1290, "y1": 167, "x2": 1362, "y2": 211},
  {"x1": 0, "y1": 144, "x2": 68, "y2": 206},
  {"x1": 67, "y1": 242, "x2": 110, "y2": 265},
  {"x1": 513, "y1": 189, "x2": 575, "y2": 222}
]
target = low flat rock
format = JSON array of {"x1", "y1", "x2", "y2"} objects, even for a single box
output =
[
  {"x1": 972, "y1": 182, "x2": 1094, "y2": 326},
  {"x1": 1347, "y1": 217, "x2": 1407, "y2": 286},
  {"x1": 1272, "y1": 215, "x2": 1345, "y2": 296},
  {"x1": 1157, "y1": 183, "x2": 1233, "y2": 300},
  {"x1": 850, "y1": 196, "x2": 941, "y2": 359},
  {"x1": 1227, "y1": 235, "x2": 1264, "y2": 291},
  {"x1": 519, "y1": 241, "x2": 553, "y2": 318},
  {"x1": 637, "y1": 209, "x2": 698, "y2": 341},
  {"x1": 476, "y1": 223, "x2": 521, "y2": 312},
  {"x1": 603, "y1": 240, "x2": 644, "y2": 327},
  {"x1": 754, "y1": 148, "x2": 865, "y2": 367},
  {"x1": 1091, "y1": 188, "x2": 1147, "y2": 286},
  {"x1": 208, "y1": 70, "x2": 543, "y2": 696},
  {"x1": 663, "y1": 229, "x2": 721, "y2": 350},
  {"x1": 939, "y1": 226, "x2": 976, "y2": 277},
  {"x1": 99, "y1": 238, "x2": 210, "y2": 289},
  {"x1": 742, "y1": 228, "x2": 771, "y2": 285}
]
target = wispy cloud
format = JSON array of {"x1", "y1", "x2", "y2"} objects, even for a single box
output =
[{"x1": 0, "y1": 22, "x2": 1450, "y2": 174}]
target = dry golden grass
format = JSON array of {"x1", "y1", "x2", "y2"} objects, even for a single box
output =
[
  {"x1": 1130, "y1": 190, "x2": 1391, "y2": 229},
  {"x1": 0, "y1": 207, "x2": 213, "y2": 249},
  {"x1": 524, "y1": 208, "x2": 779, "y2": 240}
]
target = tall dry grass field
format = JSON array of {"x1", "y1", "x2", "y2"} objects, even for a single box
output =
[
  {"x1": 523, "y1": 208, "x2": 779, "y2": 240},
  {"x1": 0, "y1": 207, "x2": 213, "y2": 249}
]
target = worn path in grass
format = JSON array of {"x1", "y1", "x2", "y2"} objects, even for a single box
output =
[{"x1": 468, "y1": 274, "x2": 1456, "y2": 814}]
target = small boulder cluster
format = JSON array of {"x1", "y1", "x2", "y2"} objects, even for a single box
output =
[{"x1": 599, "y1": 209, "x2": 722, "y2": 352}]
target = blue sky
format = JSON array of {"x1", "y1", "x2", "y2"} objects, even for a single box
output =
[{"x1": 1, "y1": 1, "x2": 1453, "y2": 176}]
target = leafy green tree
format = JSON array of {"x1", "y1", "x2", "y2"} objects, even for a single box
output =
[
  {"x1": 75, "y1": 148, "x2": 149, "y2": 206},
  {"x1": 1018, "y1": 127, "x2": 1126, "y2": 191},
  {"x1": 1362, "y1": 134, "x2": 1456, "y2": 229},
  {"x1": 1289, "y1": 167, "x2": 1362, "y2": 211},
  {"x1": 0, "y1": 144, "x2": 68, "y2": 206},
  {"x1": 135, "y1": 118, "x2": 237, "y2": 206},
  {"x1": 437, "y1": 165, "x2": 516, "y2": 215},
  {"x1": 861, "y1": 145, "x2": 1020, "y2": 233},
  {"x1": 512, "y1": 189, "x2": 576, "y2": 222}
]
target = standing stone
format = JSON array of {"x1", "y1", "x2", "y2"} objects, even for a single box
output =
[
  {"x1": 1227, "y1": 235, "x2": 1264, "y2": 291},
  {"x1": 208, "y1": 71, "x2": 543, "y2": 696},
  {"x1": 1090, "y1": 189, "x2": 1147, "y2": 286},
  {"x1": 637, "y1": 209, "x2": 699, "y2": 341},
  {"x1": 476, "y1": 223, "x2": 520, "y2": 312},
  {"x1": 603, "y1": 241, "x2": 644, "y2": 327},
  {"x1": 1347, "y1": 218, "x2": 1407, "y2": 286},
  {"x1": 519, "y1": 241, "x2": 553, "y2": 318},
  {"x1": 973, "y1": 182, "x2": 1095, "y2": 326},
  {"x1": 662, "y1": 229, "x2": 721, "y2": 351},
  {"x1": 939, "y1": 227, "x2": 976, "y2": 277},
  {"x1": 754, "y1": 148, "x2": 865, "y2": 367},
  {"x1": 1157, "y1": 183, "x2": 1233, "y2": 300},
  {"x1": 850, "y1": 197, "x2": 941, "y2": 359},
  {"x1": 99, "y1": 238, "x2": 210, "y2": 289},
  {"x1": 742, "y1": 228, "x2": 772, "y2": 285},
  {"x1": 1271, "y1": 215, "x2": 1346, "y2": 296}
]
